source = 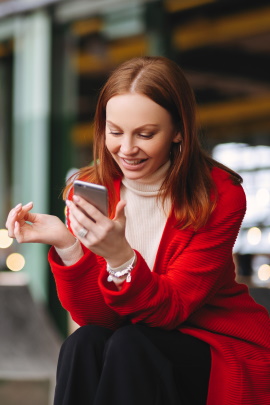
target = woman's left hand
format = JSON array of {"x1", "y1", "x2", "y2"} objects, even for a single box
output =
[{"x1": 67, "y1": 196, "x2": 134, "y2": 268}]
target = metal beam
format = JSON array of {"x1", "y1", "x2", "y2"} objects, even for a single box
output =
[
  {"x1": 173, "y1": 6, "x2": 270, "y2": 50},
  {"x1": 165, "y1": 0, "x2": 215, "y2": 13},
  {"x1": 0, "y1": 0, "x2": 63, "y2": 19},
  {"x1": 198, "y1": 94, "x2": 270, "y2": 127},
  {"x1": 73, "y1": 35, "x2": 148, "y2": 73},
  {"x1": 55, "y1": 0, "x2": 156, "y2": 23}
]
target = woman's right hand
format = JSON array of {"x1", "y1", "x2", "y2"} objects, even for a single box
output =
[{"x1": 5, "y1": 202, "x2": 76, "y2": 249}]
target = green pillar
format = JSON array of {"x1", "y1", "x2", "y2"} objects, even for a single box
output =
[{"x1": 12, "y1": 12, "x2": 51, "y2": 303}]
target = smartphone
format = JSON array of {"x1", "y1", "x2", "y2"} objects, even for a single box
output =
[{"x1": 73, "y1": 180, "x2": 108, "y2": 217}]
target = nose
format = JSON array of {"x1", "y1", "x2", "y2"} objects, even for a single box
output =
[{"x1": 120, "y1": 135, "x2": 139, "y2": 155}]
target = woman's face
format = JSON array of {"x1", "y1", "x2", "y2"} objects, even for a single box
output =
[{"x1": 105, "y1": 93, "x2": 181, "y2": 180}]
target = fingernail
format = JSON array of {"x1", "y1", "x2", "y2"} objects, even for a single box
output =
[
  {"x1": 66, "y1": 200, "x2": 71, "y2": 207},
  {"x1": 73, "y1": 195, "x2": 80, "y2": 203},
  {"x1": 26, "y1": 201, "x2": 33, "y2": 205},
  {"x1": 15, "y1": 203, "x2": 22, "y2": 209}
]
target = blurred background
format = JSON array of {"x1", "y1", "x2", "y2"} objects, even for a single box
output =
[{"x1": 0, "y1": 0, "x2": 270, "y2": 404}]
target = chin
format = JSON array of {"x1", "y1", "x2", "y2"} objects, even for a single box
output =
[{"x1": 124, "y1": 173, "x2": 143, "y2": 180}]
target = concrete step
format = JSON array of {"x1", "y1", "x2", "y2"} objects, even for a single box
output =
[
  {"x1": 0, "y1": 379, "x2": 51, "y2": 405},
  {"x1": 0, "y1": 273, "x2": 62, "y2": 405}
]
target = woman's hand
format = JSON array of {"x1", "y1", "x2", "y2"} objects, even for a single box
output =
[
  {"x1": 6, "y1": 202, "x2": 76, "y2": 249},
  {"x1": 67, "y1": 196, "x2": 134, "y2": 267}
]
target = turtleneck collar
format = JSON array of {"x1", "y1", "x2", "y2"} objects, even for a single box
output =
[{"x1": 122, "y1": 161, "x2": 171, "y2": 196}]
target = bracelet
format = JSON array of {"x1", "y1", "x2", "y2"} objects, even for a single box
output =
[{"x1": 106, "y1": 253, "x2": 136, "y2": 283}]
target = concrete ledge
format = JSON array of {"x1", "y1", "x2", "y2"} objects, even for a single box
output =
[
  {"x1": 0, "y1": 379, "x2": 51, "y2": 405},
  {"x1": 0, "y1": 274, "x2": 62, "y2": 405}
]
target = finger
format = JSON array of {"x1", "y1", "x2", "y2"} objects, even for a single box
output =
[
  {"x1": 5, "y1": 203, "x2": 22, "y2": 237},
  {"x1": 13, "y1": 220, "x2": 29, "y2": 244},
  {"x1": 72, "y1": 195, "x2": 104, "y2": 223},
  {"x1": 69, "y1": 200, "x2": 96, "y2": 227},
  {"x1": 69, "y1": 209, "x2": 90, "y2": 238},
  {"x1": 17, "y1": 202, "x2": 34, "y2": 221},
  {"x1": 69, "y1": 201, "x2": 106, "y2": 244},
  {"x1": 113, "y1": 200, "x2": 126, "y2": 223},
  {"x1": 68, "y1": 200, "x2": 89, "y2": 225},
  {"x1": 6, "y1": 203, "x2": 22, "y2": 225},
  {"x1": 14, "y1": 221, "x2": 23, "y2": 242},
  {"x1": 23, "y1": 211, "x2": 38, "y2": 224},
  {"x1": 6, "y1": 202, "x2": 33, "y2": 228}
]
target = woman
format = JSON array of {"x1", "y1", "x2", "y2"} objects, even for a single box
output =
[{"x1": 6, "y1": 56, "x2": 270, "y2": 405}]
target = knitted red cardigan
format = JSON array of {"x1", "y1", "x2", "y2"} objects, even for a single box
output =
[{"x1": 49, "y1": 167, "x2": 270, "y2": 405}]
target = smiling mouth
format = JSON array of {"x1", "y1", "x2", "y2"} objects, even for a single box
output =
[{"x1": 122, "y1": 158, "x2": 147, "y2": 165}]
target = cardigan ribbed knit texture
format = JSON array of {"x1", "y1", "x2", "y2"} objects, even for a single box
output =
[{"x1": 49, "y1": 167, "x2": 270, "y2": 405}]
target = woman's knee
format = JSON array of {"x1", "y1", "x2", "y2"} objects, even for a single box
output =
[
  {"x1": 61, "y1": 324, "x2": 112, "y2": 353},
  {"x1": 104, "y1": 324, "x2": 145, "y2": 359}
]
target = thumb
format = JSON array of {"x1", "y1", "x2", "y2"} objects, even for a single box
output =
[
  {"x1": 13, "y1": 220, "x2": 27, "y2": 243},
  {"x1": 24, "y1": 211, "x2": 38, "y2": 223},
  {"x1": 114, "y1": 200, "x2": 126, "y2": 223}
]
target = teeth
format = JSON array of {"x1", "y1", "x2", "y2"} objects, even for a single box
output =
[{"x1": 123, "y1": 159, "x2": 144, "y2": 165}]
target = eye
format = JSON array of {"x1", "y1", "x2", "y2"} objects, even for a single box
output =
[
  {"x1": 138, "y1": 133, "x2": 154, "y2": 139},
  {"x1": 109, "y1": 131, "x2": 122, "y2": 136}
]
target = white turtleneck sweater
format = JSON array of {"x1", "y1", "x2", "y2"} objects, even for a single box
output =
[
  {"x1": 55, "y1": 161, "x2": 171, "y2": 275},
  {"x1": 121, "y1": 160, "x2": 170, "y2": 270}
]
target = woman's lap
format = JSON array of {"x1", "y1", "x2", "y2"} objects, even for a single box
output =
[
  {"x1": 54, "y1": 323, "x2": 211, "y2": 405},
  {"x1": 133, "y1": 324, "x2": 211, "y2": 404}
]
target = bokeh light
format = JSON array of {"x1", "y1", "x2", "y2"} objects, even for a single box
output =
[
  {"x1": 0, "y1": 229, "x2": 13, "y2": 248},
  {"x1": 247, "y1": 227, "x2": 261, "y2": 245},
  {"x1": 256, "y1": 188, "x2": 270, "y2": 207},
  {"x1": 6, "y1": 253, "x2": 25, "y2": 271},
  {"x1": 258, "y1": 264, "x2": 270, "y2": 282}
]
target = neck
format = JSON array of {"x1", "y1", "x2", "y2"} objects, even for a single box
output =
[{"x1": 122, "y1": 161, "x2": 170, "y2": 192}]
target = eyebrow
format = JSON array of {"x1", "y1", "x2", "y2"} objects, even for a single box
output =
[{"x1": 106, "y1": 120, "x2": 159, "y2": 131}]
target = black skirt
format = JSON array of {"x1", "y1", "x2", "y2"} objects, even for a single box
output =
[{"x1": 54, "y1": 323, "x2": 211, "y2": 405}]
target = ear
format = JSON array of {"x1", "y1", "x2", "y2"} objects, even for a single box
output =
[{"x1": 172, "y1": 131, "x2": 182, "y2": 143}]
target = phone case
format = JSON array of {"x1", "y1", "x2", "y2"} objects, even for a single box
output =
[{"x1": 74, "y1": 180, "x2": 108, "y2": 216}]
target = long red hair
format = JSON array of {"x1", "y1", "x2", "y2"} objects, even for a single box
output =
[{"x1": 64, "y1": 56, "x2": 242, "y2": 229}]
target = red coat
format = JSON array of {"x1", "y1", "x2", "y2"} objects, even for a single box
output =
[{"x1": 49, "y1": 167, "x2": 270, "y2": 405}]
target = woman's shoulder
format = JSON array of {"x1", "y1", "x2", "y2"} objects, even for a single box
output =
[{"x1": 211, "y1": 166, "x2": 246, "y2": 212}]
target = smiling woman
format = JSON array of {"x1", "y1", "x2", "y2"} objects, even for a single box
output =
[
  {"x1": 105, "y1": 93, "x2": 181, "y2": 181},
  {"x1": 67, "y1": 56, "x2": 241, "y2": 230},
  {"x1": 6, "y1": 56, "x2": 270, "y2": 405}
]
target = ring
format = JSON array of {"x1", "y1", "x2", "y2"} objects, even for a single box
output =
[{"x1": 77, "y1": 227, "x2": 88, "y2": 238}]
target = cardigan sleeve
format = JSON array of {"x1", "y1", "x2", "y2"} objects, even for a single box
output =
[
  {"x1": 98, "y1": 169, "x2": 247, "y2": 330},
  {"x1": 49, "y1": 244, "x2": 124, "y2": 329},
  {"x1": 48, "y1": 189, "x2": 124, "y2": 330}
]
